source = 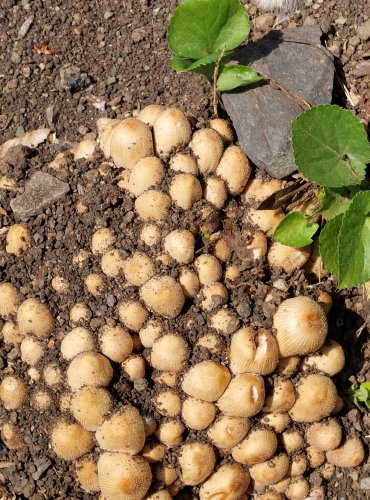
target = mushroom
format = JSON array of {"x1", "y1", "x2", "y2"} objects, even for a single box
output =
[
  {"x1": 273, "y1": 296, "x2": 328, "y2": 357},
  {"x1": 178, "y1": 443, "x2": 216, "y2": 485},
  {"x1": 289, "y1": 374, "x2": 337, "y2": 423},
  {"x1": 97, "y1": 452, "x2": 152, "y2": 500},
  {"x1": 51, "y1": 420, "x2": 94, "y2": 460}
]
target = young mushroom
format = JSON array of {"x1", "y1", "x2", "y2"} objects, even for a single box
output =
[
  {"x1": 273, "y1": 296, "x2": 328, "y2": 357},
  {"x1": 95, "y1": 406, "x2": 146, "y2": 454},
  {"x1": 181, "y1": 398, "x2": 217, "y2": 430},
  {"x1": 17, "y1": 298, "x2": 54, "y2": 338},
  {"x1": 182, "y1": 361, "x2": 231, "y2": 402},
  {"x1": 326, "y1": 435, "x2": 364, "y2": 467},
  {"x1": 102, "y1": 117, "x2": 154, "y2": 168},
  {"x1": 189, "y1": 128, "x2": 224, "y2": 175},
  {"x1": 0, "y1": 283, "x2": 19, "y2": 317},
  {"x1": 140, "y1": 276, "x2": 185, "y2": 318},
  {"x1": 216, "y1": 146, "x2": 251, "y2": 195},
  {"x1": 229, "y1": 327, "x2": 279, "y2": 375},
  {"x1": 178, "y1": 442, "x2": 216, "y2": 485},
  {"x1": 289, "y1": 374, "x2": 337, "y2": 423},
  {"x1": 217, "y1": 373, "x2": 265, "y2": 418},
  {"x1": 0, "y1": 375, "x2": 28, "y2": 410},
  {"x1": 231, "y1": 429, "x2": 278, "y2": 465},
  {"x1": 208, "y1": 416, "x2": 250, "y2": 451},
  {"x1": 153, "y1": 108, "x2": 192, "y2": 158},
  {"x1": 6, "y1": 223, "x2": 32, "y2": 256},
  {"x1": 97, "y1": 452, "x2": 152, "y2": 500},
  {"x1": 51, "y1": 419, "x2": 94, "y2": 460},
  {"x1": 199, "y1": 463, "x2": 250, "y2": 500}
]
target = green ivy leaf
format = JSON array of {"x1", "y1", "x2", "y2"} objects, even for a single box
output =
[
  {"x1": 317, "y1": 186, "x2": 362, "y2": 221},
  {"x1": 167, "y1": 0, "x2": 250, "y2": 60},
  {"x1": 292, "y1": 105, "x2": 370, "y2": 187},
  {"x1": 272, "y1": 212, "x2": 319, "y2": 248},
  {"x1": 216, "y1": 63, "x2": 262, "y2": 91},
  {"x1": 336, "y1": 191, "x2": 370, "y2": 288},
  {"x1": 319, "y1": 214, "x2": 343, "y2": 277},
  {"x1": 171, "y1": 56, "x2": 196, "y2": 72}
]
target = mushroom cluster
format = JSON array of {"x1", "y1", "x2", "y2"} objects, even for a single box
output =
[{"x1": 0, "y1": 105, "x2": 365, "y2": 500}]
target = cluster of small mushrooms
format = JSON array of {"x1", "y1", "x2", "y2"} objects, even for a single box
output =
[{"x1": 0, "y1": 104, "x2": 365, "y2": 500}]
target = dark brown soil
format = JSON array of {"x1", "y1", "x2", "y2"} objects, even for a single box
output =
[{"x1": 0, "y1": 1, "x2": 369, "y2": 499}]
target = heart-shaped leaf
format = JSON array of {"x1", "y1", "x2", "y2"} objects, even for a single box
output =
[
  {"x1": 292, "y1": 105, "x2": 370, "y2": 187},
  {"x1": 216, "y1": 63, "x2": 262, "y2": 91},
  {"x1": 272, "y1": 211, "x2": 319, "y2": 248},
  {"x1": 168, "y1": 0, "x2": 250, "y2": 60}
]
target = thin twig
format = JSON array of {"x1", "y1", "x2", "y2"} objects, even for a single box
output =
[
  {"x1": 356, "y1": 313, "x2": 370, "y2": 338},
  {"x1": 212, "y1": 47, "x2": 226, "y2": 117}
]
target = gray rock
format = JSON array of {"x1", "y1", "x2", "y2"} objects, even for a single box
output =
[
  {"x1": 58, "y1": 64, "x2": 92, "y2": 92},
  {"x1": 31, "y1": 458, "x2": 52, "y2": 481},
  {"x1": 10, "y1": 172, "x2": 69, "y2": 218},
  {"x1": 360, "y1": 477, "x2": 370, "y2": 489},
  {"x1": 222, "y1": 26, "x2": 334, "y2": 178}
]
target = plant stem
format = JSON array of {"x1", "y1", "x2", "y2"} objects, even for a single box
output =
[{"x1": 212, "y1": 47, "x2": 226, "y2": 117}]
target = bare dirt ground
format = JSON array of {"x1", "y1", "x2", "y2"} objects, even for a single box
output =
[{"x1": 0, "y1": 1, "x2": 369, "y2": 499}]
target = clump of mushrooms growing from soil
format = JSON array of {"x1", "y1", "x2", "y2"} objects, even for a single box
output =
[{"x1": 0, "y1": 105, "x2": 365, "y2": 500}]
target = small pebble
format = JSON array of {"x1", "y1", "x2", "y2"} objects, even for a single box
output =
[{"x1": 104, "y1": 10, "x2": 114, "y2": 20}]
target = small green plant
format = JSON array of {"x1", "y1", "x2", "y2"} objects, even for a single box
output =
[
  {"x1": 273, "y1": 104, "x2": 370, "y2": 289},
  {"x1": 348, "y1": 381, "x2": 370, "y2": 411},
  {"x1": 167, "y1": 0, "x2": 261, "y2": 113}
]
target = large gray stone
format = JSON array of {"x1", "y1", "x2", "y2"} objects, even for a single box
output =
[
  {"x1": 222, "y1": 25, "x2": 334, "y2": 178},
  {"x1": 10, "y1": 171, "x2": 69, "y2": 218}
]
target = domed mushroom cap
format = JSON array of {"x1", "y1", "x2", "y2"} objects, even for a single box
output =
[
  {"x1": 140, "y1": 276, "x2": 185, "y2": 318},
  {"x1": 326, "y1": 436, "x2": 365, "y2": 467},
  {"x1": 0, "y1": 283, "x2": 19, "y2": 317},
  {"x1": 95, "y1": 406, "x2": 146, "y2": 454},
  {"x1": 75, "y1": 457, "x2": 100, "y2": 493},
  {"x1": 262, "y1": 378, "x2": 296, "y2": 413},
  {"x1": 153, "y1": 108, "x2": 192, "y2": 158},
  {"x1": 182, "y1": 398, "x2": 216, "y2": 431},
  {"x1": 137, "y1": 104, "x2": 166, "y2": 127},
  {"x1": 123, "y1": 252, "x2": 155, "y2": 286},
  {"x1": 216, "y1": 145, "x2": 251, "y2": 195},
  {"x1": 182, "y1": 361, "x2": 231, "y2": 402},
  {"x1": 151, "y1": 333, "x2": 188, "y2": 372},
  {"x1": 17, "y1": 298, "x2": 54, "y2": 338},
  {"x1": 217, "y1": 373, "x2": 265, "y2": 418},
  {"x1": 66, "y1": 352, "x2": 113, "y2": 390},
  {"x1": 249, "y1": 454, "x2": 290, "y2": 486},
  {"x1": 301, "y1": 339, "x2": 345, "y2": 376},
  {"x1": 105, "y1": 118, "x2": 154, "y2": 169},
  {"x1": 51, "y1": 420, "x2": 94, "y2": 460},
  {"x1": 178, "y1": 443, "x2": 216, "y2": 486},
  {"x1": 91, "y1": 228, "x2": 116, "y2": 255},
  {"x1": 97, "y1": 452, "x2": 152, "y2": 500},
  {"x1": 229, "y1": 327, "x2": 279, "y2": 375},
  {"x1": 232, "y1": 429, "x2": 278, "y2": 465},
  {"x1": 135, "y1": 190, "x2": 172, "y2": 222},
  {"x1": 0, "y1": 375, "x2": 28, "y2": 410},
  {"x1": 189, "y1": 128, "x2": 224, "y2": 175},
  {"x1": 289, "y1": 374, "x2": 337, "y2": 423},
  {"x1": 169, "y1": 173, "x2": 202, "y2": 210},
  {"x1": 60, "y1": 327, "x2": 95, "y2": 360},
  {"x1": 164, "y1": 230, "x2": 195, "y2": 264},
  {"x1": 199, "y1": 463, "x2": 250, "y2": 500},
  {"x1": 128, "y1": 156, "x2": 164, "y2": 197},
  {"x1": 273, "y1": 296, "x2": 328, "y2": 357},
  {"x1": 207, "y1": 416, "x2": 250, "y2": 451},
  {"x1": 305, "y1": 418, "x2": 342, "y2": 452},
  {"x1": 99, "y1": 324, "x2": 134, "y2": 362},
  {"x1": 71, "y1": 387, "x2": 113, "y2": 431}
]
